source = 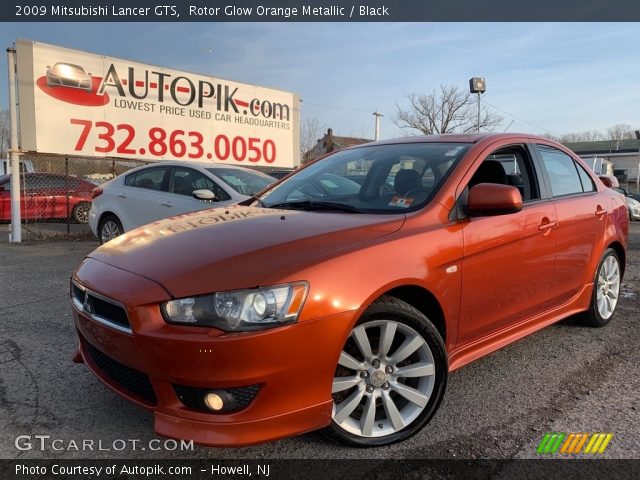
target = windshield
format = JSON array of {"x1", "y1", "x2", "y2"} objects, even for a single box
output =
[
  {"x1": 206, "y1": 167, "x2": 275, "y2": 196},
  {"x1": 258, "y1": 142, "x2": 470, "y2": 213}
]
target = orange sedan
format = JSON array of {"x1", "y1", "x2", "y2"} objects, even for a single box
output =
[{"x1": 70, "y1": 134, "x2": 628, "y2": 447}]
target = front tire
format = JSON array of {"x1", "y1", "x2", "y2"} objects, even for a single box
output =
[
  {"x1": 582, "y1": 248, "x2": 621, "y2": 327},
  {"x1": 98, "y1": 215, "x2": 123, "y2": 244},
  {"x1": 324, "y1": 296, "x2": 447, "y2": 447}
]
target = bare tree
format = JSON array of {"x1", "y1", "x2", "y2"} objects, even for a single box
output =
[
  {"x1": 557, "y1": 130, "x2": 606, "y2": 143},
  {"x1": 299, "y1": 116, "x2": 325, "y2": 163},
  {"x1": 553, "y1": 125, "x2": 636, "y2": 144},
  {"x1": 0, "y1": 108, "x2": 9, "y2": 158},
  {"x1": 394, "y1": 85, "x2": 502, "y2": 135},
  {"x1": 606, "y1": 124, "x2": 635, "y2": 141}
]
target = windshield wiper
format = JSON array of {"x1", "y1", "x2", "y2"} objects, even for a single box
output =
[
  {"x1": 239, "y1": 194, "x2": 265, "y2": 207},
  {"x1": 266, "y1": 200, "x2": 362, "y2": 213}
]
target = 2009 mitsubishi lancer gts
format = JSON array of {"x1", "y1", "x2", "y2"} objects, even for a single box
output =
[{"x1": 70, "y1": 133, "x2": 628, "y2": 447}]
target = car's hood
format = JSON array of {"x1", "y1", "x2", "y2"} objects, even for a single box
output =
[{"x1": 89, "y1": 205, "x2": 404, "y2": 298}]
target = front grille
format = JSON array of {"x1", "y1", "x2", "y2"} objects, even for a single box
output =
[
  {"x1": 91, "y1": 297, "x2": 129, "y2": 328},
  {"x1": 84, "y1": 339, "x2": 157, "y2": 406},
  {"x1": 173, "y1": 384, "x2": 260, "y2": 413},
  {"x1": 71, "y1": 281, "x2": 131, "y2": 333},
  {"x1": 61, "y1": 78, "x2": 80, "y2": 87}
]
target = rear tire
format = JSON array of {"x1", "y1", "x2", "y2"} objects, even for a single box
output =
[
  {"x1": 71, "y1": 202, "x2": 91, "y2": 224},
  {"x1": 323, "y1": 295, "x2": 447, "y2": 447},
  {"x1": 582, "y1": 248, "x2": 621, "y2": 328},
  {"x1": 98, "y1": 215, "x2": 123, "y2": 244}
]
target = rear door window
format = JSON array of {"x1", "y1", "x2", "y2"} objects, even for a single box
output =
[
  {"x1": 575, "y1": 162, "x2": 596, "y2": 192},
  {"x1": 125, "y1": 167, "x2": 167, "y2": 191},
  {"x1": 536, "y1": 145, "x2": 585, "y2": 197}
]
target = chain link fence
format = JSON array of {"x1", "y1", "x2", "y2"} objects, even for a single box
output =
[
  {"x1": 4, "y1": 155, "x2": 150, "y2": 241},
  {"x1": 3, "y1": 154, "x2": 637, "y2": 241}
]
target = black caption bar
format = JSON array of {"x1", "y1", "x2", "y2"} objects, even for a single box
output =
[
  {"x1": 1, "y1": 459, "x2": 638, "y2": 480},
  {"x1": 5, "y1": 0, "x2": 640, "y2": 21}
]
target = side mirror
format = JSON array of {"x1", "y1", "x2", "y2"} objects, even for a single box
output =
[
  {"x1": 192, "y1": 189, "x2": 216, "y2": 201},
  {"x1": 466, "y1": 183, "x2": 522, "y2": 217},
  {"x1": 598, "y1": 175, "x2": 619, "y2": 188}
]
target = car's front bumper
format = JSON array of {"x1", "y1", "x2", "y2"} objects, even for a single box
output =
[{"x1": 71, "y1": 258, "x2": 354, "y2": 446}]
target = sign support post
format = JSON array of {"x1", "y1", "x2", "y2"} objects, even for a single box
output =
[{"x1": 7, "y1": 46, "x2": 21, "y2": 243}]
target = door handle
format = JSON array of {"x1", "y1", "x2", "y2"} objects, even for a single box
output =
[
  {"x1": 161, "y1": 201, "x2": 173, "y2": 207},
  {"x1": 117, "y1": 193, "x2": 127, "y2": 199},
  {"x1": 538, "y1": 220, "x2": 558, "y2": 231},
  {"x1": 595, "y1": 206, "x2": 607, "y2": 217}
]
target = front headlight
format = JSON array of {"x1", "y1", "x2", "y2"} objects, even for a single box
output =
[{"x1": 161, "y1": 282, "x2": 308, "y2": 332}]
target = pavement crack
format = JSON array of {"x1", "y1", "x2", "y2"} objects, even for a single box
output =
[{"x1": 0, "y1": 294, "x2": 66, "y2": 311}]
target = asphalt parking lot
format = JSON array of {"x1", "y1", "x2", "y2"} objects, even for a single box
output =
[{"x1": 1, "y1": 223, "x2": 639, "y2": 460}]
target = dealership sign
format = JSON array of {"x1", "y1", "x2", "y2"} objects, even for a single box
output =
[{"x1": 16, "y1": 39, "x2": 300, "y2": 167}]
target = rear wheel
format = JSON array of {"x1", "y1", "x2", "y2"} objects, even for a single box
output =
[
  {"x1": 71, "y1": 202, "x2": 91, "y2": 224},
  {"x1": 582, "y1": 248, "x2": 621, "y2": 327},
  {"x1": 98, "y1": 215, "x2": 123, "y2": 244},
  {"x1": 324, "y1": 296, "x2": 447, "y2": 446}
]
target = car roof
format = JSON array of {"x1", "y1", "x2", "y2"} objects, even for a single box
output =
[
  {"x1": 131, "y1": 161, "x2": 269, "y2": 172},
  {"x1": 124, "y1": 161, "x2": 276, "y2": 179},
  {"x1": 362, "y1": 132, "x2": 549, "y2": 146}
]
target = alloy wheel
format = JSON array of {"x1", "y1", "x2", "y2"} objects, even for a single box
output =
[
  {"x1": 332, "y1": 320, "x2": 436, "y2": 438},
  {"x1": 101, "y1": 220, "x2": 121, "y2": 243},
  {"x1": 73, "y1": 203, "x2": 90, "y2": 223},
  {"x1": 596, "y1": 254, "x2": 620, "y2": 320}
]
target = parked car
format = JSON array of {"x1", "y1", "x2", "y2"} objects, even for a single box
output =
[
  {"x1": 624, "y1": 196, "x2": 640, "y2": 220},
  {"x1": 612, "y1": 186, "x2": 640, "y2": 202},
  {"x1": 71, "y1": 134, "x2": 628, "y2": 447},
  {"x1": 89, "y1": 161, "x2": 276, "y2": 243},
  {"x1": 0, "y1": 172, "x2": 93, "y2": 223}
]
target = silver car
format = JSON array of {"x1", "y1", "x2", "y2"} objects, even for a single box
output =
[
  {"x1": 89, "y1": 161, "x2": 275, "y2": 243},
  {"x1": 626, "y1": 196, "x2": 640, "y2": 221}
]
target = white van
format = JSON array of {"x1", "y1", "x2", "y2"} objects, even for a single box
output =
[{"x1": 0, "y1": 159, "x2": 34, "y2": 175}]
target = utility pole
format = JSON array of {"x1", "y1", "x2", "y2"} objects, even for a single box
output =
[
  {"x1": 373, "y1": 111, "x2": 383, "y2": 141},
  {"x1": 7, "y1": 47, "x2": 21, "y2": 242},
  {"x1": 476, "y1": 93, "x2": 481, "y2": 133},
  {"x1": 469, "y1": 77, "x2": 486, "y2": 133}
]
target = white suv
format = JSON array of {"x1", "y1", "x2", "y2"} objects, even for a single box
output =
[{"x1": 89, "y1": 161, "x2": 275, "y2": 243}]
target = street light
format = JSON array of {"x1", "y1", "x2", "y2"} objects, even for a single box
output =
[{"x1": 469, "y1": 77, "x2": 486, "y2": 133}]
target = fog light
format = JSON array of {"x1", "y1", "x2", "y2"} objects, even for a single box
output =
[{"x1": 204, "y1": 392, "x2": 224, "y2": 411}]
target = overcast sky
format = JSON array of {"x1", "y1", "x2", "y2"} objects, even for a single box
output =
[{"x1": 2, "y1": 22, "x2": 639, "y2": 140}]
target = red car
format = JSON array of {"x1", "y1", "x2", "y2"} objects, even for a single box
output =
[
  {"x1": 0, "y1": 173, "x2": 94, "y2": 223},
  {"x1": 70, "y1": 134, "x2": 628, "y2": 447}
]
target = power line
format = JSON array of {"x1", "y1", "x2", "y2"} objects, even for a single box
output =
[
  {"x1": 301, "y1": 100, "x2": 372, "y2": 113},
  {"x1": 483, "y1": 99, "x2": 560, "y2": 136}
]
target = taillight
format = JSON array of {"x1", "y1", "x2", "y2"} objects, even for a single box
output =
[{"x1": 91, "y1": 187, "x2": 103, "y2": 199}]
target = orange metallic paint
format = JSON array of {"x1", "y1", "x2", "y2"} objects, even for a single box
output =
[
  {"x1": 71, "y1": 133, "x2": 628, "y2": 446},
  {"x1": 466, "y1": 183, "x2": 523, "y2": 215}
]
